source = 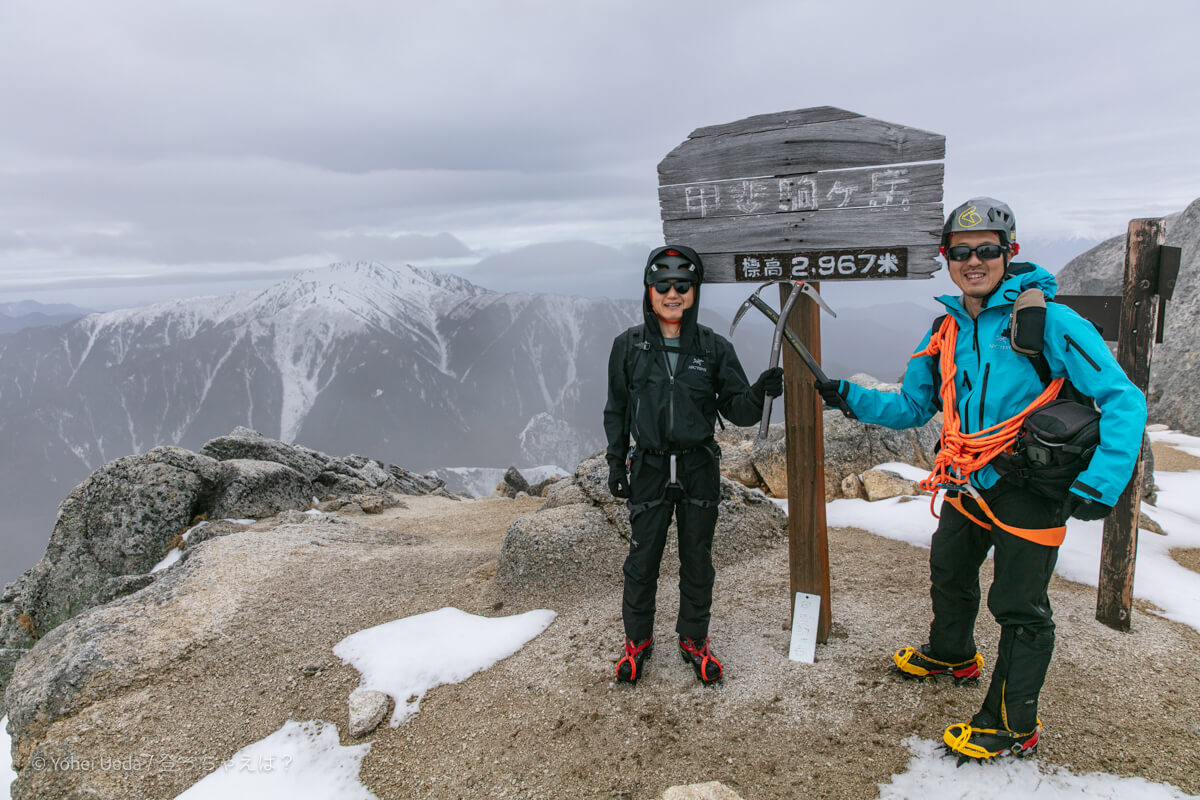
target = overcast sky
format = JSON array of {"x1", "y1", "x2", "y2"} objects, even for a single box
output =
[{"x1": 1, "y1": 0, "x2": 1197, "y2": 311}]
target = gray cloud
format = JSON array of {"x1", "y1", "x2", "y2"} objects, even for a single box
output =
[{"x1": 0, "y1": 0, "x2": 1197, "y2": 304}]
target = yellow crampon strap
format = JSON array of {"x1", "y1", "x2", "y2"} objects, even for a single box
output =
[
  {"x1": 946, "y1": 489, "x2": 1067, "y2": 547},
  {"x1": 892, "y1": 646, "x2": 983, "y2": 678},
  {"x1": 943, "y1": 720, "x2": 1041, "y2": 760}
]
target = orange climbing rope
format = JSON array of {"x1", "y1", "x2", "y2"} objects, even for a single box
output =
[{"x1": 914, "y1": 315, "x2": 1068, "y2": 545}]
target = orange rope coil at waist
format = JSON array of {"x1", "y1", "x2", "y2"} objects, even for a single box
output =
[{"x1": 913, "y1": 314, "x2": 1067, "y2": 546}]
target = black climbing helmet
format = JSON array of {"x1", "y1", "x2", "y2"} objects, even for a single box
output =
[
  {"x1": 644, "y1": 244, "x2": 703, "y2": 286},
  {"x1": 941, "y1": 197, "x2": 1019, "y2": 254}
]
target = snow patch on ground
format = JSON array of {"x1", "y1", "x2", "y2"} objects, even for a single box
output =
[
  {"x1": 878, "y1": 737, "x2": 1199, "y2": 799},
  {"x1": 333, "y1": 607, "x2": 557, "y2": 726},
  {"x1": 1150, "y1": 429, "x2": 1200, "y2": 460},
  {"x1": 791, "y1": 443, "x2": 1200, "y2": 635},
  {"x1": 173, "y1": 720, "x2": 376, "y2": 800}
]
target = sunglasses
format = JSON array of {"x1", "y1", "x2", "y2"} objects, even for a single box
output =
[
  {"x1": 946, "y1": 243, "x2": 1008, "y2": 262},
  {"x1": 651, "y1": 280, "x2": 693, "y2": 295}
]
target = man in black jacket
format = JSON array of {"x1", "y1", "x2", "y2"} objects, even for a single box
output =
[{"x1": 604, "y1": 244, "x2": 782, "y2": 684}]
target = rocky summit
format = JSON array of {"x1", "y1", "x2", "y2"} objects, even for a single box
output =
[{"x1": 0, "y1": 427, "x2": 445, "y2": 714}]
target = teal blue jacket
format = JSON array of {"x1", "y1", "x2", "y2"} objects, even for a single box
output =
[{"x1": 841, "y1": 263, "x2": 1147, "y2": 507}]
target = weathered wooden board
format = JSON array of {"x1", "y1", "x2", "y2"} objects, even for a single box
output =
[
  {"x1": 664, "y1": 204, "x2": 942, "y2": 252},
  {"x1": 660, "y1": 163, "x2": 944, "y2": 221},
  {"x1": 658, "y1": 107, "x2": 945, "y2": 283},
  {"x1": 697, "y1": 246, "x2": 941, "y2": 282},
  {"x1": 659, "y1": 115, "x2": 945, "y2": 186},
  {"x1": 734, "y1": 247, "x2": 911, "y2": 281},
  {"x1": 688, "y1": 106, "x2": 862, "y2": 139}
]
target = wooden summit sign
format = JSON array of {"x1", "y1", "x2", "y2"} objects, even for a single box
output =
[
  {"x1": 657, "y1": 106, "x2": 946, "y2": 282},
  {"x1": 657, "y1": 106, "x2": 945, "y2": 646}
]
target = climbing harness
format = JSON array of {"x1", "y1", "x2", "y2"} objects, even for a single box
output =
[{"x1": 914, "y1": 314, "x2": 1068, "y2": 546}]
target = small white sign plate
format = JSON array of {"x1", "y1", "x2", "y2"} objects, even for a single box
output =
[{"x1": 788, "y1": 591, "x2": 821, "y2": 663}]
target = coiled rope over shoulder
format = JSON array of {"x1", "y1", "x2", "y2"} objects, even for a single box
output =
[{"x1": 913, "y1": 314, "x2": 1068, "y2": 546}]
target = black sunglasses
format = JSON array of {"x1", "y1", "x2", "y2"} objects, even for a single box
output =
[
  {"x1": 946, "y1": 243, "x2": 1008, "y2": 262},
  {"x1": 651, "y1": 280, "x2": 693, "y2": 295}
]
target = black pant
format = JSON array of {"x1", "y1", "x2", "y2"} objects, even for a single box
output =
[
  {"x1": 621, "y1": 446, "x2": 721, "y2": 643},
  {"x1": 928, "y1": 479, "x2": 1060, "y2": 733}
]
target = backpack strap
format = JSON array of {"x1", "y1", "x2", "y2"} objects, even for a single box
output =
[
  {"x1": 626, "y1": 326, "x2": 650, "y2": 389},
  {"x1": 1009, "y1": 288, "x2": 1054, "y2": 386},
  {"x1": 927, "y1": 314, "x2": 950, "y2": 411}
]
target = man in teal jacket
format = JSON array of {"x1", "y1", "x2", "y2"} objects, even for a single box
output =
[{"x1": 815, "y1": 197, "x2": 1146, "y2": 762}]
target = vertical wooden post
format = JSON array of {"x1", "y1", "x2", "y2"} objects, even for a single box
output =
[
  {"x1": 781, "y1": 282, "x2": 832, "y2": 642},
  {"x1": 1096, "y1": 218, "x2": 1164, "y2": 631}
]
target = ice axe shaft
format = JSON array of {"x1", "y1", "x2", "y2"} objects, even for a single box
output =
[
  {"x1": 746, "y1": 294, "x2": 857, "y2": 420},
  {"x1": 759, "y1": 285, "x2": 805, "y2": 438}
]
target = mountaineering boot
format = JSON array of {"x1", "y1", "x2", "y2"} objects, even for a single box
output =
[
  {"x1": 679, "y1": 635, "x2": 722, "y2": 683},
  {"x1": 942, "y1": 713, "x2": 1041, "y2": 766},
  {"x1": 615, "y1": 637, "x2": 653, "y2": 684},
  {"x1": 891, "y1": 644, "x2": 983, "y2": 685}
]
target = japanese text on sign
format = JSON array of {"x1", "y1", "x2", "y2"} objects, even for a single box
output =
[
  {"x1": 681, "y1": 168, "x2": 914, "y2": 217},
  {"x1": 734, "y1": 248, "x2": 908, "y2": 281}
]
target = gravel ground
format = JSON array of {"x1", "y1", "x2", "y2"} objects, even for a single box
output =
[{"x1": 12, "y1": 444, "x2": 1200, "y2": 800}]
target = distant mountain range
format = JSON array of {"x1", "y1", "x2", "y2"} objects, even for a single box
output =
[
  {"x1": 2, "y1": 234, "x2": 1136, "y2": 588},
  {"x1": 0, "y1": 300, "x2": 93, "y2": 334},
  {"x1": 0, "y1": 263, "x2": 648, "y2": 584}
]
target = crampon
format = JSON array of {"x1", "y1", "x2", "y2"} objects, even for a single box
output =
[
  {"x1": 678, "y1": 635, "x2": 722, "y2": 684},
  {"x1": 890, "y1": 645, "x2": 983, "y2": 686},
  {"x1": 615, "y1": 637, "x2": 653, "y2": 684},
  {"x1": 942, "y1": 720, "x2": 1040, "y2": 766}
]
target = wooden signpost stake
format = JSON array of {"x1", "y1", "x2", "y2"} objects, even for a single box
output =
[
  {"x1": 780, "y1": 281, "x2": 831, "y2": 640},
  {"x1": 657, "y1": 107, "x2": 945, "y2": 645},
  {"x1": 1095, "y1": 219, "x2": 1168, "y2": 631}
]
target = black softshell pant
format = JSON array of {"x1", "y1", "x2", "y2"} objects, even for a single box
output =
[
  {"x1": 621, "y1": 445, "x2": 721, "y2": 643},
  {"x1": 928, "y1": 478, "x2": 1060, "y2": 733}
]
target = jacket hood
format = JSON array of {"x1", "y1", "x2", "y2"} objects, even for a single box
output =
[
  {"x1": 938, "y1": 261, "x2": 1058, "y2": 318},
  {"x1": 642, "y1": 245, "x2": 704, "y2": 344}
]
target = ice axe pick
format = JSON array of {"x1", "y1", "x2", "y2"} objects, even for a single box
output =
[{"x1": 728, "y1": 282, "x2": 853, "y2": 438}]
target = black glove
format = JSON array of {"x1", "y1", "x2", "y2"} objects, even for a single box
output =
[
  {"x1": 1061, "y1": 493, "x2": 1113, "y2": 521},
  {"x1": 607, "y1": 467, "x2": 630, "y2": 499},
  {"x1": 752, "y1": 367, "x2": 784, "y2": 400},
  {"x1": 815, "y1": 378, "x2": 846, "y2": 409}
]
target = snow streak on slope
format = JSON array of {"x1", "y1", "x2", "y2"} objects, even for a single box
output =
[{"x1": 246, "y1": 263, "x2": 491, "y2": 440}]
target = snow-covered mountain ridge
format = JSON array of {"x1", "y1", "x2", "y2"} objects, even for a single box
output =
[{"x1": 0, "y1": 262, "x2": 641, "y2": 581}]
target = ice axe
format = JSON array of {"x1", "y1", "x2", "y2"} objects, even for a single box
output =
[{"x1": 729, "y1": 282, "x2": 855, "y2": 437}]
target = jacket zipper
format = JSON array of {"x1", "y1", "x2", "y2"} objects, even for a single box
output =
[
  {"x1": 665, "y1": 347, "x2": 676, "y2": 441},
  {"x1": 978, "y1": 363, "x2": 991, "y2": 427},
  {"x1": 960, "y1": 372, "x2": 972, "y2": 431},
  {"x1": 972, "y1": 319, "x2": 981, "y2": 369},
  {"x1": 1064, "y1": 334, "x2": 1102, "y2": 371}
]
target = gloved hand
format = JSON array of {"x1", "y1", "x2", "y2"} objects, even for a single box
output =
[
  {"x1": 607, "y1": 467, "x2": 631, "y2": 499},
  {"x1": 1062, "y1": 493, "x2": 1113, "y2": 521},
  {"x1": 752, "y1": 367, "x2": 784, "y2": 400},
  {"x1": 815, "y1": 378, "x2": 846, "y2": 409}
]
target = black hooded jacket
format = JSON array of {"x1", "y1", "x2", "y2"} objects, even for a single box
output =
[{"x1": 603, "y1": 249, "x2": 765, "y2": 472}]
